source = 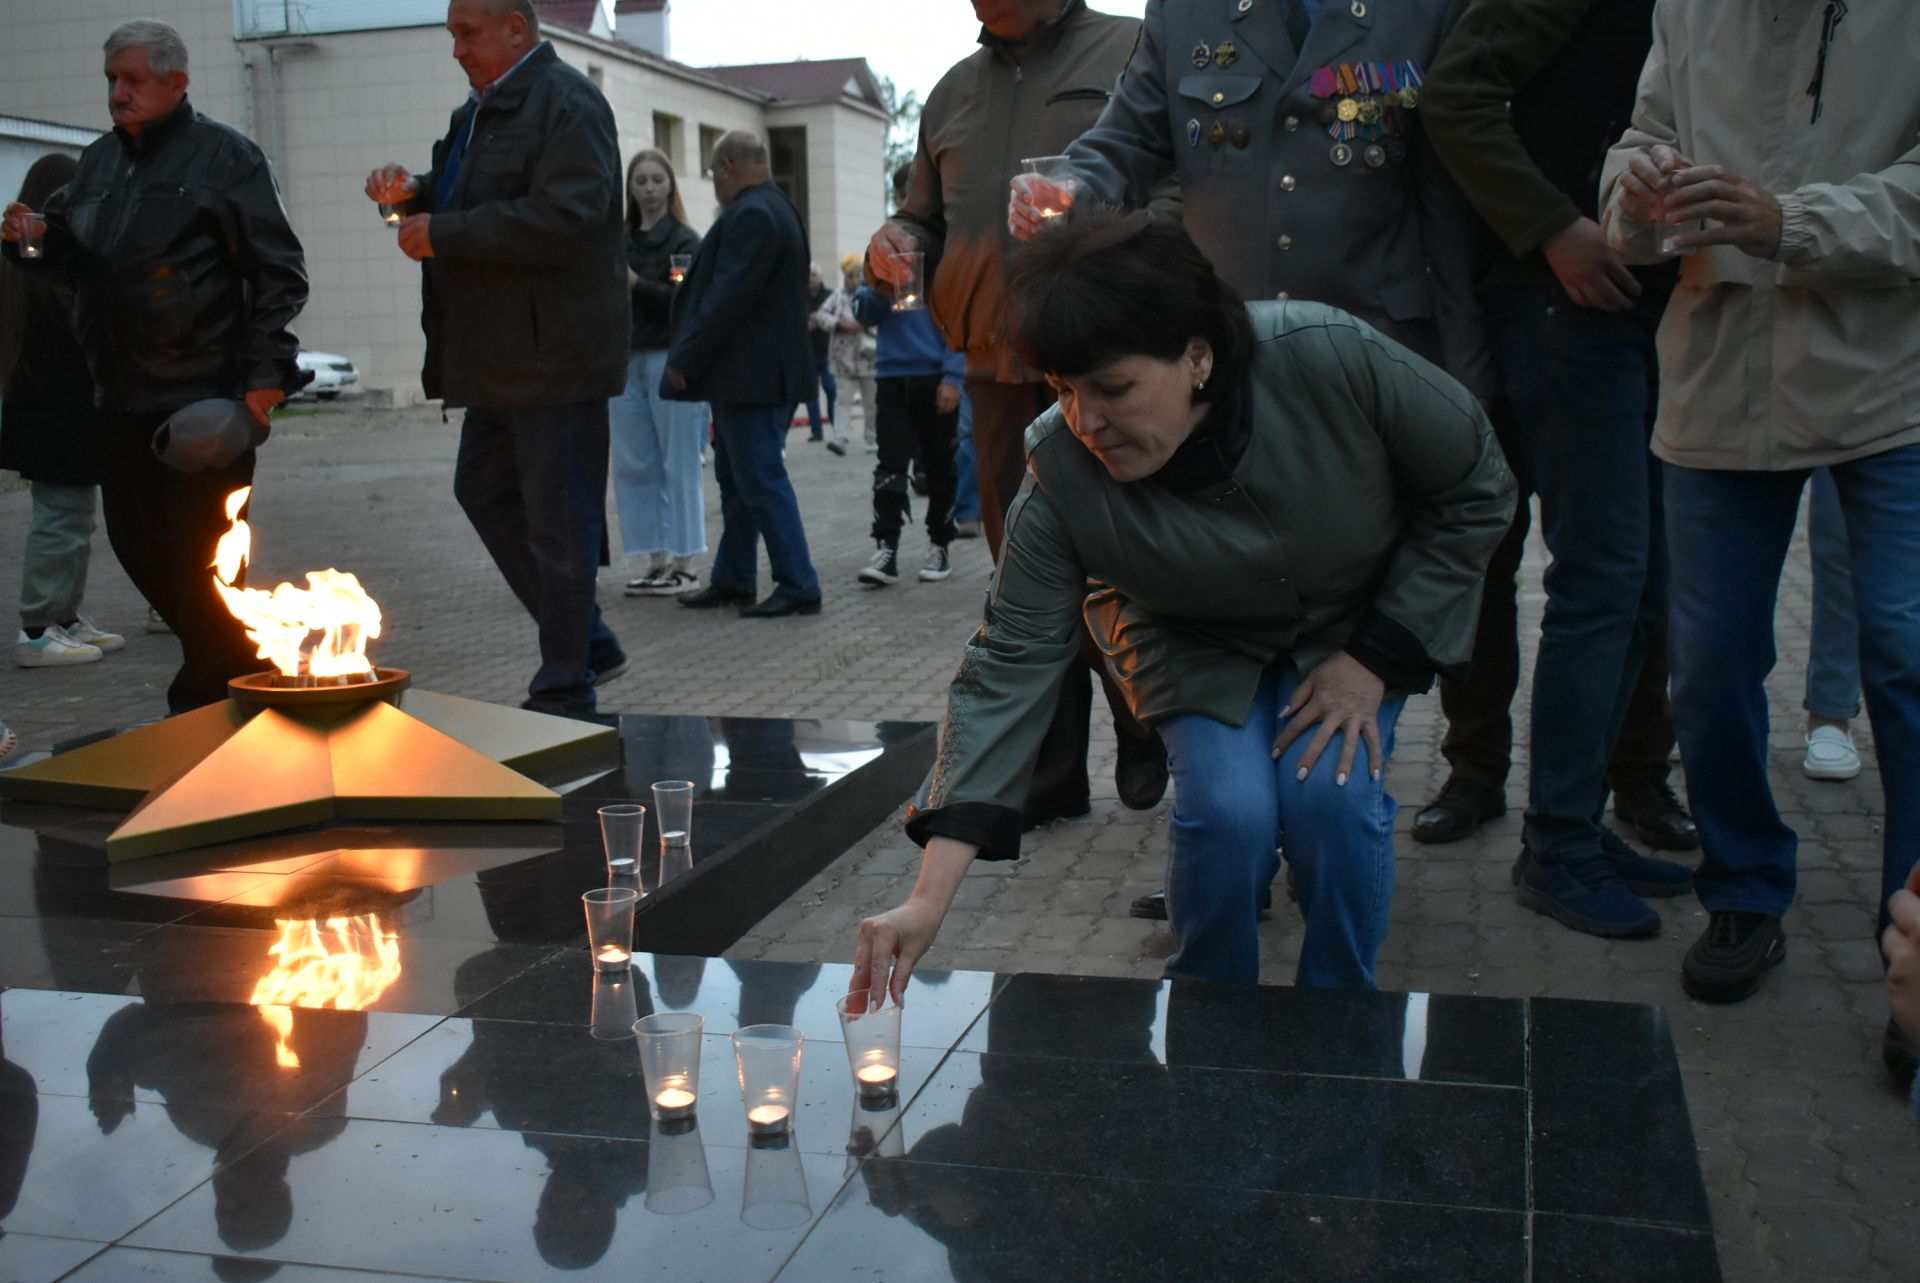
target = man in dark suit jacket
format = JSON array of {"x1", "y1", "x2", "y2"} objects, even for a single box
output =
[{"x1": 665, "y1": 130, "x2": 822, "y2": 617}]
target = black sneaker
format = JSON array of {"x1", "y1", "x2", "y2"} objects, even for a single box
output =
[
  {"x1": 858, "y1": 541, "x2": 899, "y2": 586},
  {"x1": 918, "y1": 544, "x2": 951, "y2": 581},
  {"x1": 1681, "y1": 911, "x2": 1785, "y2": 1003},
  {"x1": 1513, "y1": 845, "x2": 1660, "y2": 937}
]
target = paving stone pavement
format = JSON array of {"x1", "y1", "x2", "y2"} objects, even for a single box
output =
[{"x1": 2, "y1": 402, "x2": 1910, "y2": 1280}]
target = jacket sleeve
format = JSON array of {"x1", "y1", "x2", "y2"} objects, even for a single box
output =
[
  {"x1": 428, "y1": 92, "x2": 621, "y2": 268},
  {"x1": 214, "y1": 150, "x2": 310, "y2": 394},
  {"x1": 1598, "y1": 3, "x2": 1680, "y2": 266},
  {"x1": 849, "y1": 286, "x2": 887, "y2": 328},
  {"x1": 1422, "y1": 0, "x2": 1598, "y2": 258},
  {"x1": 1414, "y1": 0, "x2": 1495, "y2": 397},
  {"x1": 667, "y1": 200, "x2": 781, "y2": 381},
  {"x1": 879, "y1": 115, "x2": 950, "y2": 280},
  {"x1": 1330, "y1": 322, "x2": 1516, "y2": 681},
  {"x1": 905, "y1": 467, "x2": 1089, "y2": 860},
  {"x1": 1061, "y1": 1, "x2": 1177, "y2": 209},
  {"x1": 1774, "y1": 143, "x2": 1920, "y2": 286},
  {"x1": 942, "y1": 345, "x2": 966, "y2": 387}
]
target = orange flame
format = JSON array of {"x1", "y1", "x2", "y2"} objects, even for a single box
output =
[
  {"x1": 248, "y1": 915, "x2": 403, "y2": 1069},
  {"x1": 212, "y1": 486, "x2": 383, "y2": 678}
]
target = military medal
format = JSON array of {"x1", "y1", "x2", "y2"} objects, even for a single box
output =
[
  {"x1": 1192, "y1": 42, "x2": 1212, "y2": 68},
  {"x1": 1356, "y1": 97, "x2": 1382, "y2": 125},
  {"x1": 1209, "y1": 121, "x2": 1227, "y2": 148},
  {"x1": 1387, "y1": 138, "x2": 1408, "y2": 162},
  {"x1": 1336, "y1": 98, "x2": 1359, "y2": 123},
  {"x1": 1363, "y1": 143, "x2": 1387, "y2": 168},
  {"x1": 1330, "y1": 142, "x2": 1354, "y2": 166},
  {"x1": 1215, "y1": 40, "x2": 1238, "y2": 68},
  {"x1": 1229, "y1": 123, "x2": 1251, "y2": 148},
  {"x1": 1187, "y1": 117, "x2": 1202, "y2": 147}
]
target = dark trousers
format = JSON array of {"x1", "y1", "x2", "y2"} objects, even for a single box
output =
[
  {"x1": 805, "y1": 357, "x2": 836, "y2": 438},
  {"x1": 967, "y1": 376, "x2": 1150, "y2": 809},
  {"x1": 708, "y1": 402, "x2": 822, "y2": 602},
  {"x1": 870, "y1": 374, "x2": 958, "y2": 547},
  {"x1": 100, "y1": 413, "x2": 260, "y2": 713},
  {"x1": 454, "y1": 402, "x2": 622, "y2": 715},
  {"x1": 1438, "y1": 392, "x2": 1676, "y2": 796},
  {"x1": 1487, "y1": 289, "x2": 1670, "y2": 853}
]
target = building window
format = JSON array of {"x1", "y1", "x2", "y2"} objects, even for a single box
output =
[
  {"x1": 769, "y1": 127, "x2": 809, "y2": 237},
  {"x1": 699, "y1": 125, "x2": 725, "y2": 176},
  {"x1": 652, "y1": 112, "x2": 681, "y2": 165}
]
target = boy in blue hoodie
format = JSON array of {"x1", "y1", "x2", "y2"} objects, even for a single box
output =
[{"x1": 851, "y1": 166, "x2": 966, "y2": 586}]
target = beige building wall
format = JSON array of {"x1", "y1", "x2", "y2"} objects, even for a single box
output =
[{"x1": 1, "y1": 2, "x2": 888, "y2": 402}]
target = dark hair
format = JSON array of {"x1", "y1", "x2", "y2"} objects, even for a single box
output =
[
  {"x1": 0, "y1": 152, "x2": 80, "y2": 391},
  {"x1": 1007, "y1": 208, "x2": 1252, "y2": 404},
  {"x1": 624, "y1": 148, "x2": 688, "y2": 230}
]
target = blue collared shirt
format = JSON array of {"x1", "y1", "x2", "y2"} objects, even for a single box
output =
[{"x1": 435, "y1": 41, "x2": 546, "y2": 210}]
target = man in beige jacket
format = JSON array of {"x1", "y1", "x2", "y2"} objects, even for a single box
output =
[{"x1": 1599, "y1": 2, "x2": 1920, "y2": 1077}]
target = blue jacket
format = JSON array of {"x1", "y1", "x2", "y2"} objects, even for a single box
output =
[
  {"x1": 852, "y1": 288, "x2": 965, "y2": 385},
  {"x1": 665, "y1": 182, "x2": 816, "y2": 407}
]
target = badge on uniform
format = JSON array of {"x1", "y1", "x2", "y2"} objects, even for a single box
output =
[
  {"x1": 1330, "y1": 142, "x2": 1354, "y2": 167},
  {"x1": 1187, "y1": 117, "x2": 1202, "y2": 147},
  {"x1": 1192, "y1": 42, "x2": 1212, "y2": 68},
  {"x1": 1309, "y1": 58, "x2": 1427, "y2": 168},
  {"x1": 1229, "y1": 123, "x2": 1251, "y2": 149},
  {"x1": 1215, "y1": 40, "x2": 1238, "y2": 68},
  {"x1": 1209, "y1": 121, "x2": 1227, "y2": 149}
]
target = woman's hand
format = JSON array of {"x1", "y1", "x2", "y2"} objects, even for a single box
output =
[
  {"x1": 1272, "y1": 651, "x2": 1386, "y2": 786},
  {"x1": 1885, "y1": 863, "x2": 1920, "y2": 1048},
  {"x1": 849, "y1": 835, "x2": 975, "y2": 1008},
  {"x1": 852, "y1": 896, "x2": 947, "y2": 1009}
]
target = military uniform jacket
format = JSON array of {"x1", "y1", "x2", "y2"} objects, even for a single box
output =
[
  {"x1": 906, "y1": 301, "x2": 1514, "y2": 860},
  {"x1": 1064, "y1": 0, "x2": 1490, "y2": 393}
]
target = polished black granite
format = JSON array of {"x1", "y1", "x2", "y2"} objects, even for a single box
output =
[
  {"x1": 0, "y1": 960, "x2": 1720, "y2": 1281},
  {"x1": 0, "y1": 717, "x2": 1717, "y2": 1280}
]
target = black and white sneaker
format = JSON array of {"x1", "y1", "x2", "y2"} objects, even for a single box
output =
[
  {"x1": 858, "y1": 541, "x2": 899, "y2": 586},
  {"x1": 626, "y1": 568, "x2": 698, "y2": 597},
  {"x1": 918, "y1": 544, "x2": 951, "y2": 581}
]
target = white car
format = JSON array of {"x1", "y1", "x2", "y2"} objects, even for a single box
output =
[{"x1": 296, "y1": 350, "x2": 361, "y2": 400}]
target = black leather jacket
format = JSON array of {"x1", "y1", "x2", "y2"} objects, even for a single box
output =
[
  {"x1": 24, "y1": 99, "x2": 308, "y2": 414},
  {"x1": 409, "y1": 43, "x2": 628, "y2": 408}
]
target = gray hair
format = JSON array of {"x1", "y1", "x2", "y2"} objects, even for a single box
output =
[
  {"x1": 473, "y1": 0, "x2": 540, "y2": 35},
  {"x1": 104, "y1": 19, "x2": 189, "y2": 77},
  {"x1": 713, "y1": 131, "x2": 768, "y2": 170}
]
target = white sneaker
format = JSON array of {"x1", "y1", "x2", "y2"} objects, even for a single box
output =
[
  {"x1": 16, "y1": 625, "x2": 104, "y2": 668},
  {"x1": 1803, "y1": 725, "x2": 1861, "y2": 781},
  {"x1": 64, "y1": 615, "x2": 125, "y2": 653}
]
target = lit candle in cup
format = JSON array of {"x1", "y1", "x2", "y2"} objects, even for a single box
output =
[
  {"x1": 855, "y1": 1063, "x2": 898, "y2": 1100},
  {"x1": 746, "y1": 1104, "x2": 791, "y2": 1136},
  {"x1": 654, "y1": 1084, "x2": 697, "y2": 1120},
  {"x1": 377, "y1": 203, "x2": 402, "y2": 228},
  {"x1": 669, "y1": 252, "x2": 691, "y2": 283},
  {"x1": 596, "y1": 943, "x2": 630, "y2": 967}
]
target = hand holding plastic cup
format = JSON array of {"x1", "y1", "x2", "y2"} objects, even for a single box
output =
[
  {"x1": 835, "y1": 990, "x2": 901, "y2": 1102},
  {"x1": 1020, "y1": 155, "x2": 1079, "y2": 221},
  {"x1": 891, "y1": 251, "x2": 925, "y2": 312},
  {"x1": 16, "y1": 212, "x2": 47, "y2": 260},
  {"x1": 669, "y1": 253, "x2": 691, "y2": 283},
  {"x1": 377, "y1": 203, "x2": 403, "y2": 228}
]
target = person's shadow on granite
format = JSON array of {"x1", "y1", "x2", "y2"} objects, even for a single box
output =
[{"x1": 0, "y1": 992, "x2": 41, "y2": 1238}]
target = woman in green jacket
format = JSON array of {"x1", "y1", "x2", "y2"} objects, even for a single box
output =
[{"x1": 853, "y1": 212, "x2": 1515, "y2": 998}]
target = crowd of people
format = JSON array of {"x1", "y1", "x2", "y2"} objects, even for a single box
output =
[{"x1": 2, "y1": 0, "x2": 1917, "y2": 1108}]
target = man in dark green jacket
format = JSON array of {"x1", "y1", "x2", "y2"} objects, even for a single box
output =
[
  {"x1": 366, "y1": 0, "x2": 628, "y2": 718},
  {"x1": 1421, "y1": 0, "x2": 1693, "y2": 937}
]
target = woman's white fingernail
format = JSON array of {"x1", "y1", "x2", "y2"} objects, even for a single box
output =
[
  {"x1": 1296, "y1": 766, "x2": 1308, "y2": 781},
  {"x1": 1336, "y1": 772, "x2": 1348, "y2": 786}
]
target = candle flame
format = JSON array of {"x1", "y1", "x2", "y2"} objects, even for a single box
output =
[
  {"x1": 248, "y1": 914, "x2": 403, "y2": 1069},
  {"x1": 212, "y1": 486, "x2": 384, "y2": 679}
]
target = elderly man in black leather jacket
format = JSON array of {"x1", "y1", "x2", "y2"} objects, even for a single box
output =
[
  {"x1": 3, "y1": 18, "x2": 308, "y2": 714},
  {"x1": 366, "y1": 0, "x2": 629, "y2": 718}
]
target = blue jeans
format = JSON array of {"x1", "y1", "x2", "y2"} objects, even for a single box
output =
[
  {"x1": 609, "y1": 348, "x2": 708, "y2": 560},
  {"x1": 1805, "y1": 468, "x2": 1862, "y2": 720},
  {"x1": 20, "y1": 481, "x2": 96, "y2": 631},
  {"x1": 953, "y1": 389, "x2": 980, "y2": 524},
  {"x1": 1665, "y1": 446, "x2": 1920, "y2": 929},
  {"x1": 1485, "y1": 289, "x2": 1667, "y2": 855},
  {"x1": 1159, "y1": 669, "x2": 1405, "y2": 989},
  {"x1": 708, "y1": 402, "x2": 821, "y2": 601},
  {"x1": 454, "y1": 402, "x2": 623, "y2": 713},
  {"x1": 804, "y1": 358, "x2": 837, "y2": 439}
]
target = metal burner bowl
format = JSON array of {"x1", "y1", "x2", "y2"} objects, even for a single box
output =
[{"x1": 228, "y1": 667, "x2": 412, "y2": 713}]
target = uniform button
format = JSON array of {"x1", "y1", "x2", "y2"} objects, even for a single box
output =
[
  {"x1": 1275, "y1": 291, "x2": 1290, "y2": 301},
  {"x1": 1277, "y1": 235, "x2": 1293, "y2": 250},
  {"x1": 1284, "y1": 115, "x2": 1300, "y2": 131},
  {"x1": 1212, "y1": 92, "x2": 1225, "y2": 104},
  {"x1": 1280, "y1": 174, "x2": 1297, "y2": 192}
]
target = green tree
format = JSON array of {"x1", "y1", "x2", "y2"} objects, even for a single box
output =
[{"x1": 875, "y1": 73, "x2": 922, "y2": 212}]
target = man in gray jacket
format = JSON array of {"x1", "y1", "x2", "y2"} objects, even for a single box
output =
[
  {"x1": 366, "y1": 0, "x2": 628, "y2": 718},
  {"x1": 867, "y1": 0, "x2": 1169, "y2": 829}
]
